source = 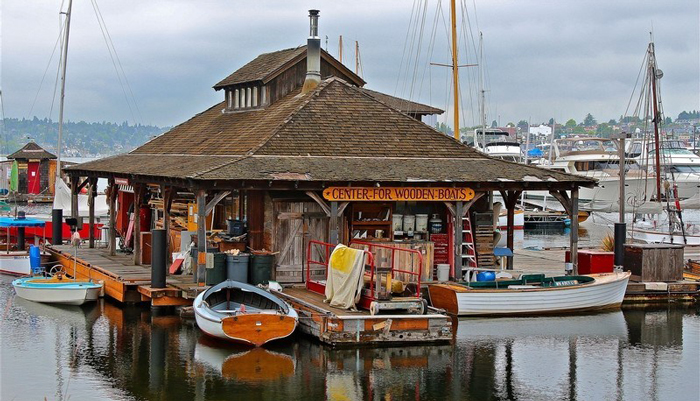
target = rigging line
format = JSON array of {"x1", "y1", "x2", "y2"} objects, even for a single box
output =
[
  {"x1": 394, "y1": 0, "x2": 420, "y2": 97},
  {"x1": 93, "y1": 0, "x2": 143, "y2": 123},
  {"x1": 90, "y1": 0, "x2": 137, "y2": 124},
  {"x1": 402, "y1": 0, "x2": 426, "y2": 100},
  {"x1": 624, "y1": 50, "x2": 649, "y2": 118},
  {"x1": 28, "y1": 20, "x2": 65, "y2": 119},
  {"x1": 459, "y1": 0, "x2": 478, "y2": 125},
  {"x1": 406, "y1": 0, "x2": 429, "y2": 110},
  {"x1": 49, "y1": 16, "x2": 68, "y2": 123},
  {"x1": 416, "y1": 0, "x2": 443, "y2": 111}
]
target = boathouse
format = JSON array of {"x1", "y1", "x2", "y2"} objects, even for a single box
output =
[
  {"x1": 62, "y1": 10, "x2": 594, "y2": 296},
  {"x1": 7, "y1": 141, "x2": 57, "y2": 196}
]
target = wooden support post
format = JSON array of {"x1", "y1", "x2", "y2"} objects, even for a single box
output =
[
  {"x1": 162, "y1": 185, "x2": 174, "y2": 267},
  {"x1": 88, "y1": 177, "x2": 97, "y2": 248},
  {"x1": 108, "y1": 178, "x2": 116, "y2": 256},
  {"x1": 196, "y1": 189, "x2": 207, "y2": 284},
  {"x1": 133, "y1": 184, "x2": 144, "y2": 265},
  {"x1": 70, "y1": 176, "x2": 79, "y2": 219},
  {"x1": 453, "y1": 201, "x2": 463, "y2": 280},
  {"x1": 570, "y1": 187, "x2": 579, "y2": 275},
  {"x1": 329, "y1": 201, "x2": 339, "y2": 244}
]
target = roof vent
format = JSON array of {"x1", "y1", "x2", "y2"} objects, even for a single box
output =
[{"x1": 302, "y1": 10, "x2": 321, "y2": 94}]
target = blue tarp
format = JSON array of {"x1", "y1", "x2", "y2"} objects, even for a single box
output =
[
  {"x1": 527, "y1": 148, "x2": 543, "y2": 158},
  {"x1": 0, "y1": 217, "x2": 46, "y2": 227}
]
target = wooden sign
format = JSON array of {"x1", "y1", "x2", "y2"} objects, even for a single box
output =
[
  {"x1": 115, "y1": 177, "x2": 130, "y2": 186},
  {"x1": 323, "y1": 187, "x2": 474, "y2": 202}
]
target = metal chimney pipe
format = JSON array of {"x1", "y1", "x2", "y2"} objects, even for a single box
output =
[{"x1": 302, "y1": 9, "x2": 321, "y2": 94}]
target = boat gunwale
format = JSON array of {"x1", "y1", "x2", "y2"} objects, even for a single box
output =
[{"x1": 431, "y1": 272, "x2": 630, "y2": 294}]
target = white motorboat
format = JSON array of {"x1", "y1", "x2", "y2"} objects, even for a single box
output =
[
  {"x1": 527, "y1": 138, "x2": 656, "y2": 209},
  {"x1": 0, "y1": 217, "x2": 49, "y2": 276},
  {"x1": 428, "y1": 271, "x2": 631, "y2": 316},
  {"x1": 194, "y1": 280, "x2": 298, "y2": 347},
  {"x1": 12, "y1": 276, "x2": 102, "y2": 306},
  {"x1": 627, "y1": 139, "x2": 700, "y2": 199}
]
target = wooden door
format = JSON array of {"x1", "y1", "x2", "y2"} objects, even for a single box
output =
[
  {"x1": 273, "y1": 201, "x2": 328, "y2": 283},
  {"x1": 27, "y1": 162, "x2": 40, "y2": 194}
]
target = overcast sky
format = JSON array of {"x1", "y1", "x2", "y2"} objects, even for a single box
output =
[{"x1": 2, "y1": 0, "x2": 698, "y2": 129}]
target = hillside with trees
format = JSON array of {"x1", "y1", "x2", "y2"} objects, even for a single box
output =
[{"x1": 1, "y1": 117, "x2": 169, "y2": 157}]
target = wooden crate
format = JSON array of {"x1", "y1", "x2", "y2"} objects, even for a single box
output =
[{"x1": 624, "y1": 244, "x2": 683, "y2": 282}]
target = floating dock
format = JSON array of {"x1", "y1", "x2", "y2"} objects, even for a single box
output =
[
  {"x1": 274, "y1": 287, "x2": 452, "y2": 347},
  {"x1": 47, "y1": 245, "x2": 200, "y2": 306}
]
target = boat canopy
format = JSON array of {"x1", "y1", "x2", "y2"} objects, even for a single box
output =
[
  {"x1": 202, "y1": 280, "x2": 290, "y2": 314},
  {"x1": 0, "y1": 217, "x2": 46, "y2": 227}
]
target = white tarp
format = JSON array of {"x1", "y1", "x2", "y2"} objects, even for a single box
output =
[
  {"x1": 324, "y1": 244, "x2": 366, "y2": 310},
  {"x1": 52, "y1": 179, "x2": 109, "y2": 217}
]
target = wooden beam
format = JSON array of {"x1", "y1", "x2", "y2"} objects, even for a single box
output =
[
  {"x1": 500, "y1": 190, "x2": 522, "y2": 270},
  {"x1": 205, "y1": 191, "x2": 231, "y2": 215},
  {"x1": 76, "y1": 177, "x2": 90, "y2": 193},
  {"x1": 133, "y1": 184, "x2": 145, "y2": 265},
  {"x1": 88, "y1": 177, "x2": 97, "y2": 248},
  {"x1": 162, "y1": 185, "x2": 173, "y2": 267},
  {"x1": 462, "y1": 192, "x2": 486, "y2": 216},
  {"x1": 570, "y1": 187, "x2": 579, "y2": 275},
  {"x1": 329, "y1": 201, "x2": 339, "y2": 244},
  {"x1": 305, "y1": 191, "x2": 331, "y2": 216},
  {"x1": 549, "y1": 190, "x2": 573, "y2": 216},
  {"x1": 108, "y1": 178, "x2": 116, "y2": 256},
  {"x1": 196, "y1": 189, "x2": 207, "y2": 284},
  {"x1": 70, "y1": 178, "x2": 79, "y2": 220},
  {"x1": 337, "y1": 201, "x2": 350, "y2": 216}
]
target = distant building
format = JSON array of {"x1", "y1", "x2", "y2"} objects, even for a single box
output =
[
  {"x1": 6, "y1": 141, "x2": 56, "y2": 195},
  {"x1": 529, "y1": 125, "x2": 552, "y2": 137}
]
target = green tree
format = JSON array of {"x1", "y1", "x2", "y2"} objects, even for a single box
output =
[
  {"x1": 608, "y1": 119, "x2": 617, "y2": 125},
  {"x1": 491, "y1": 120, "x2": 498, "y2": 128},
  {"x1": 565, "y1": 119, "x2": 577, "y2": 128},
  {"x1": 664, "y1": 117, "x2": 672, "y2": 124},
  {"x1": 583, "y1": 113, "x2": 597, "y2": 126},
  {"x1": 596, "y1": 123, "x2": 613, "y2": 138},
  {"x1": 548, "y1": 118, "x2": 555, "y2": 125}
]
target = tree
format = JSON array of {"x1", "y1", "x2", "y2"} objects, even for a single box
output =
[
  {"x1": 565, "y1": 119, "x2": 577, "y2": 128},
  {"x1": 517, "y1": 120, "x2": 529, "y2": 132},
  {"x1": 596, "y1": 123, "x2": 613, "y2": 138},
  {"x1": 491, "y1": 120, "x2": 497, "y2": 128},
  {"x1": 548, "y1": 118, "x2": 555, "y2": 125},
  {"x1": 664, "y1": 117, "x2": 672, "y2": 125},
  {"x1": 583, "y1": 113, "x2": 597, "y2": 127},
  {"x1": 608, "y1": 119, "x2": 617, "y2": 125}
]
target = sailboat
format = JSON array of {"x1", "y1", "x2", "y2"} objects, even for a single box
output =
[
  {"x1": 624, "y1": 39, "x2": 700, "y2": 245},
  {"x1": 12, "y1": 0, "x2": 103, "y2": 305}
]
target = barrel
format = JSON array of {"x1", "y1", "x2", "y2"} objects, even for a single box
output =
[
  {"x1": 29, "y1": 245, "x2": 42, "y2": 274},
  {"x1": 476, "y1": 271, "x2": 496, "y2": 282},
  {"x1": 205, "y1": 252, "x2": 227, "y2": 286},
  {"x1": 436, "y1": 264, "x2": 450, "y2": 282},
  {"x1": 249, "y1": 254, "x2": 274, "y2": 286},
  {"x1": 226, "y1": 253, "x2": 250, "y2": 283}
]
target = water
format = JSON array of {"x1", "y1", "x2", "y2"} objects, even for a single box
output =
[{"x1": 1, "y1": 275, "x2": 698, "y2": 401}]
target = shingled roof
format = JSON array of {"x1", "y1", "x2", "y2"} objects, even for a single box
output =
[
  {"x1": 7, "y1": 142, "x2": 56, "y2": 160},
  {"x1": 68, "y1": 77, "x2": 594, "y2": 189},
  {"x1": 361, "y1": 88, "x2": 443, "y2": 116},
  {"x1": 213, "y1": 46, "x2": 365, "y2": 89}
]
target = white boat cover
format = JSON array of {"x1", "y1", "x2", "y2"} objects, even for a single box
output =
[
  {"x1": 324, "y1": 244, "x2": 365, "y2": 310},
  {"x1": 52, "y1": 179, "x2": 109, "y2": 217}
]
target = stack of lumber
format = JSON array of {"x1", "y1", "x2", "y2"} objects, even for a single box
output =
[{"x1": 149, "y1": 199, "x2": 189, "y2": 231}]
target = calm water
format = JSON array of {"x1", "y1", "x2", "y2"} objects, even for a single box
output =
[{"x1": 1, "y1": 275, "x2": 698, "y2": 401}]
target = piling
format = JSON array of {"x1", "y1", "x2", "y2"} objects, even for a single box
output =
[
  {"x1": 52, "y1": 209, "x2": 63, "y2": 245},
  {"x1": 151, "y1": 229, "x2": 167, "y2": 288}
]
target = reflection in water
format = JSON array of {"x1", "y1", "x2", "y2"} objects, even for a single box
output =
[{"x1": 1, "y1": 274, "x2": 698, "y2": 401}]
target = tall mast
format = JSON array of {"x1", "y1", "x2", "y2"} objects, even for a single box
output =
[
  {"x1": 450, "y1": 0, "x2": 459, "y2": 141},
  {"x1": 57, "y1": 0, "x2": 73, "y2": 180},
  {"x1": 355, "y1": 41, "x2": 359, "y2": 75},
  {"x1": 479, "y1": 33, "x2": 486, "y2": 148},
  {"x1": 649, "y1": 41, "x2": 662, "y2": 201}
]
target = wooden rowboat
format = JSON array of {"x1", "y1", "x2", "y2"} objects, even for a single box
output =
[
  {"x1": 428, "y1": 272, "x2": 630, "y2": 316},
  {"x1": 194, "y1": 280, "x2": 298, "y2": 347}
]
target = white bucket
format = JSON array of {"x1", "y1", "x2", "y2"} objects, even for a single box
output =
[
  {"x1": 392, "y1": 214, "x2": 403, "y2": 231},
  {"x1": 436, "y1": 264, "x2": 450, "y2": 282},
  {"x1": 416, "y1": 214, "x2": 429, "y2": 232},
  {"x1": 403, "y1": 215, "x2": 416, "y2": 232}
]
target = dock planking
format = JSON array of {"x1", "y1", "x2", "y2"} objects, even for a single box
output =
[{"x1": 47, "y1": 244, "x2": 200, "y2": 305}]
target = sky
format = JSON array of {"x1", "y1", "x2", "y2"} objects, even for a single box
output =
[{"x1": 1, "y1": 0, "x2": 698, "y2": 129}]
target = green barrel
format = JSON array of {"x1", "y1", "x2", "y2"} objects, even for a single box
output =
[
  {"x1": 249, "y1": 254, "x2": 274, "y2": 286},
  {"x1": 205, "y1": 252, "x2": 227, "y2": 286}
]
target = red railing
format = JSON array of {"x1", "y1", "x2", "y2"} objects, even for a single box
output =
[{"x1": 305, "y1": 240, "x2": 422, "y2": 310}]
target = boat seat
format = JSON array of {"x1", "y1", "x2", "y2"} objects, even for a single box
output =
[{"x1": 521, "y1": 273, "x2": 545, "y2": 285}]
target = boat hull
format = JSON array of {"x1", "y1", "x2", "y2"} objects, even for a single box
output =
[
  {"x1": 12, "y1": 278, "x2": 102, "y2": 306},
  {"x1": 428, "y1": 272, "x2": 630, "y2": 316},
  {"x1": 0, "y1": 253, "x2": 31, "y2": 276},
  {"x1": 194, "y1": 291, "x2": 298, "y2": 347}
]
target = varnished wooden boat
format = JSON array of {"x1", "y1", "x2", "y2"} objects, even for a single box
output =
[
  {"x1": 194, "y1": 280, "x2": 298, "y2": 347},
  {"x1": 428, "y1": 272, "x2": 630, "y2": 316}
]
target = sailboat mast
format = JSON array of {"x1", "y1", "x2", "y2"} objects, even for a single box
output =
[
  {"x1": 57, "y1": 0, "x2": 73, "y2": 180},
  {"x1": 479, "y1": 33, "x2": 486, "y2": 148},
  {"x1": 450, "y1": 0, "x2": 459, "y2": 141},
  {"x1": 649, "y1": 42, "x2": 662, "y2": 201}
]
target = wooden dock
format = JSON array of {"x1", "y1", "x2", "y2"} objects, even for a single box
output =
[
  {"x1": 274, "y1": 287, "x2": 453, "y2": 347},
  {"x1": 46, "y1": 245, "x2": 201, "y2": 306}
]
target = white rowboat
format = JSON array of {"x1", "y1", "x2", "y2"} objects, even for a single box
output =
[{"x1": 12, "y1": 277, "x2": 102, "y2": 306}]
